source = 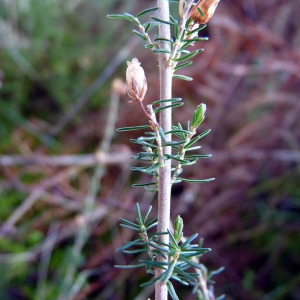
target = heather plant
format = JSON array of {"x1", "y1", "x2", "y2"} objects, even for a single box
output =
[{"x1": 108, "y1": 1, "x2": 224, "y2": 299}]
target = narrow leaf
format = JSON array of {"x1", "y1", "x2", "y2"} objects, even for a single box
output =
[
  {"x1": 180, "y1": 233, "x2": 198, "y2": 248},
  {"x1": 166, "y1": 281, "x2": 179, "y2": 300},
  {"x1": 136, "y1": 203, "x2": 143, "y2": 225},
  {"x1": 154, "y1": 37, "x2": 174, "y2": 43},
  {"x1": 153, "y1": 49, "x2": 172, "y2": 54},
  {"x1": 181, "y1": 256, "x2": 202, "y2": 269},
  {"x1": 184, "y1": 154, "x2": 212, "y2": 159},
  {"x1": 152, "y1": 98, "x2": 182, "y2": 105},
  {"x1": 176, "y1": 177, "x2": 215, "y2": 183},
  {"x1": 136, "y1": 7, "x2": 159, "y2": 18},
  {"x1": 173, "y1": 74, "x2": 193, "y2": 81},
  {"x1": 115, "y1": 263, "x2": 145, "y2": 269},
  {"x1": 119, "y1": 218, "x2": 139, "y2": 229},
  {"x1": 172, "y1": 49, "x2": 204, "y2": 62},
  {"x1": 153, "y1": 102, "x2": 184, "y2": 114},
  {"x1": 133, "y1": 29, "x2": 147, "y2": 41},
  {"x1": 132, "y1": 182, "x2": 157, "y2": 187},
  {"x1": 174, "y1": 61, "x2": 192, "y2": 71},
  {"x1": 140, "y1": 274, "x2": 163, "y2": 287},
  {"x1": 157, "y1": 125, "x2": 167, "y2": 143},
  {"x1": 184, "y1": 129, "x2": 211, "y2": 148},
  {"x1": 116, "y1": 239, "x2": 141, "y2": 251},
  {"x1": 151, "y1": 16, "x2": 174, "y2": 25},
  {"x1": 117, "y1": 125, "x2": 149, "y2": 131},
  {"x1": 145, "y1": 44, "x2": 154, "y2": 48}
]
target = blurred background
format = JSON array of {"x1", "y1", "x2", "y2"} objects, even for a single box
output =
[{"x1": 0, "y1": 0, "x2": 299, "y2": 299}]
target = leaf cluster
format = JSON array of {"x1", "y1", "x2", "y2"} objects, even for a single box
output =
[
  {"x1": 117, "y1": 100, "x2": 214, "y2": 190},
  {"x1": 107, "y1": 3, "x2": 208, "y2": 81},
  {"x1": 116, "y1": 206, "x2": 224, "y2": 300}
]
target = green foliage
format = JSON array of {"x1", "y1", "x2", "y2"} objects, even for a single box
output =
[
  {"x1": 112, "y1": 2, "x2": 223, "y2": 299},
  {"x1": 117, "y1": 205, "x2": 223, "y2": 299},
  {"x1": 108, "y1": 4, "x2": 208, "y2": 79},
  {"x1": 118, "y1": 98, "x2": 213, "y2": 189}
]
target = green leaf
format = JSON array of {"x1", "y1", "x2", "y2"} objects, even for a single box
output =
[
  {"x1": 174, "y1": 61, "x2": 192, "y2": 71},
  {"x1": 171, "y1": 274, "x2": 189, "y2": 286},
  {"x1": 162, "y1": 259, "x2": 176, "y2": 284},
  {"x1": 123, "y1": 248, "x2": 145, "y2": 254},
  {"x1": 133, "y1": 29, "x2": 148, "y2": 41},
  {"x1": 166, "y1": 128, "x2": 191, "y2": 135},
  {"x1": 164, "y1": 154, "x2": 188, "y2": 163},
  {"x1": 130, "y1": 139, "x2": 157, "y2": 147},
  {"x1": 124, "y1": 12, "x2": 140, "y2": 25},
  {"x1": 180, "y1": 256, "x2": 202, "y2": 269},
  {"x1": 184, "y1": 154, "x2": 212, "y2": 159},
  {"x1": 173, "y1": 20, "x2": 179, "y2": 39},
  {"x1": 117, "y1": 125, "x2": 149, "y2": 131},
  {"x1": 115, "y1": 263, "x2": 145, "y2": 269},
  {"x1": 136, "y1": 7, "x2": 159, "y2": 18},
  {"x1": 145, "y1": 218, "x2": 158, "y2": 230},
  {"x1": 132, "y1": 182, "x2": 157, "y2": 187},
  {"x1": 140, "y1": 274, "x2": 163, "y2": 287},
  {"x1": 151, "y1": 16, "x2": 175, "y2": 26},
  {"x1": 148, "y1": 242, "x2": 170, "y2": 253},
  {"x1": 182, "y1": 37, "x2": 209, "y2": 43},
  {"x1": 173, "y1": 74, "x2": 193, "y2": 81},
  {"x1": 116, "y1": 239, "x2": 141, "y2": 251},
  {"x1": 172, "y1": 49, "x2": 204, "y2": 62},
  {"x1": 145, "y1": 44, "x2": 154, "y2": 48},
  {"x1": 144, "y1": 162, "x2": 162, "y2": 173},
  {"x1": 184, "y1": 129, "x2": 211, "y2": 148},
  {"x1": 136, "y1": 203, "x2": 143, "y2": 225},
  {"x1": 180, "y1": 233, "x2": 199, "y2": 248},
  {"x1": 107, "y1": 13, "x2": 138, "y2": 25},
  {"x1": 176, "y1": 177, "x2": 215, "y2": 183},
  {"x1": 140, "y1": 259, "x2": 169, "y2": 268},
  {"x1": 209, "y1": 266, "x2": 225, "y2": 278},
  {"x1": 145, "y1": 186, "x2": 158, "y2": 192},
  {"x1": 137, "y1": 136, "x2": 156, "y2": 141},
  {"x1": 157, "y1": 125, "x2": 167, "y2": 143},
  {"x1": 187, "y1": 24, "x2": 206, "y2": 36},
  {"x1": 163, "y1": 140, "x2": 186, "y2": 146},
  {"x1": 168, "y1": 229, "x2": 179, "y2": 247},
  {"x1": 166, "y1": 281, "x2": 179, "y2": 300},
  {"x1": 154, "y1": 36, "x2": 174, "y2": 43},
  {"x1": 143, "y1": 22, "x2": 151, "y2": 33},
  {"x1": 152, "y1": 98, "x2": 182, "y2": 105},
  {"x1": 119, "y1": 218, "x2": 139, "y2": 229},
  {"x1": 153, "y1": 102, "x2": 184, "y2": 114},
  {"x1": 153, "y1": 49, "x2": 172, "y2": 54},
  {"x1": 185, "y1": 146, "x2": 201, "y2": 152},
  {"x1": 119, "y1": 223, "x2": 141, "y2": 231}
]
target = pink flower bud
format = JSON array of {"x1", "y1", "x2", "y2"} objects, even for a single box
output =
[{"x1": 126, "y1": 58, "x2": 147, "y2": 102}]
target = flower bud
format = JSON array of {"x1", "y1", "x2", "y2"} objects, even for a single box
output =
[
  {"x1": 191, "y1": 103, "x2": 206, "y2": 131},
  {"x1": 126, "y1": 58, "x2": 147, "y2": 102},
  {"x1": 188, "y1": 0, "x2": 220, "y2": 25}
]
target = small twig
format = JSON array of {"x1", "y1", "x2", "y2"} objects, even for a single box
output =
[{"x1": 0, "y1": 151, "x2": 131, "y2": 167}]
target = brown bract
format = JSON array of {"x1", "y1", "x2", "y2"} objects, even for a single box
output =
[
  {"x1": 126, "y1": 58, "x2": 147, "y2": 102},
  {"x1": 188, "y1": 0, "x2": 220, "y2": 25}
]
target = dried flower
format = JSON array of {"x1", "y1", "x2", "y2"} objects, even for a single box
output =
[
  {"x1": 126, "y1": 58, "x2": 147, "y2": 102},
  {"x1": 188, "y1": 0, "x2": 220, "y2": 25}
]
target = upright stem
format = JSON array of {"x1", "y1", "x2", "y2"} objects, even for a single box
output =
[{"x1": 156, "y1": 1, "x2": 173, "y2": 299}]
